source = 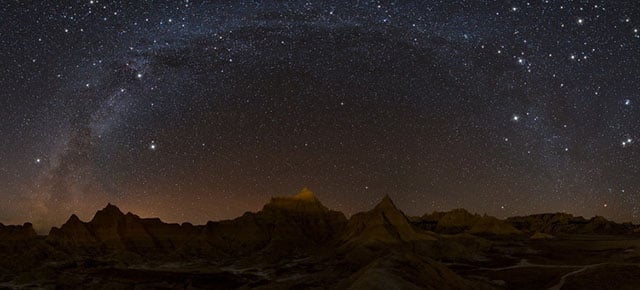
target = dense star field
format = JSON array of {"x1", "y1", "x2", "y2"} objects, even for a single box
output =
[{"x1": 1, "y1": 1, "x2": 640, "y2": 232}]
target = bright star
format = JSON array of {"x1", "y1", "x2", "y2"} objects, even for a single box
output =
[
  {"x1": 624, "y1": 99, "x2": 631, "y2": 106},
  {"x1": 512, "y1": 114, "x2": 520, "y2": 122},
  {"x1": 622, "y1": 138, "x2": 632, "y2": 147},
  {"x1": 149, "y1": 142, "x2": 157, "y2": 151}
]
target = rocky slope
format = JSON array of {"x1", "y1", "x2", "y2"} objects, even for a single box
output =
[{"x1": 342, "y1": 195, "x2": 435, "y2": 248}]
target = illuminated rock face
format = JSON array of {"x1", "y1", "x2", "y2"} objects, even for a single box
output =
[
  {"x1": 265, "y1": 187, "x2": 329, "y2": 213},
  {"x1": 292, "y1": 187, "x2": 317, "y2": 201}
]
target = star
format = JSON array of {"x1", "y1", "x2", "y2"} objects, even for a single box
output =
[
  {"x1": 622, "y1": 138, "x2": 632, "y2": 147},
  {"x1": 4, "y1": 0, "x2": 640, "y2": 243}
]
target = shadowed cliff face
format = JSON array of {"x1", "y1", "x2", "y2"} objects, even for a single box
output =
[{"x1": 1, "y1": 189, "x2": 640, "y2": 289}]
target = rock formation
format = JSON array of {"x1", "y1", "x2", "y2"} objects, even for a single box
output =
[
  {"x1": 417, "y1": 208, "x2": 521, "y2": 236},
  {"x1": 187, "y1": 187, "x2": 348, "y2": 259},
  {"x1": 1, "y1": 189, "x2": 638, "y2": 289},
  {"x1": 507, "y1": 213, "x2": 633, "y2": 235},
  {"x1": 47, "y1": 204, "x2": 199, "y2": 255},
  {"x1": 342, "y1": 195, "x2": 435, "y2": 248}
]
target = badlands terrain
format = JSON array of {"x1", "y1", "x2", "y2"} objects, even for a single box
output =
[{"x1": 1, "y1": 188, "x2": 640, "y2": 289}]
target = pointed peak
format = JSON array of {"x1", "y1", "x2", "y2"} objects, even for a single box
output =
[
  {"x1": 104, "y1": 203, "x2": 120, "y2": 211},
  {"x1": 99, "y1": 203, "x2": 124, "y2": 215},
  {"x1": 292, "y1": 187, "x2": 318, "y2": 201},
  {"x1": 375, "y1": 195, "x2": 398, "y2": 210},
  {"x1": 69, "y1": 214, "x2": 81, "y2": 222},
  {"x1": 61, "y1": 214, "x2": 86, "y2": 229},
  {"x1": 90, "y1": 203, "x2": 124, "y2": 224}
]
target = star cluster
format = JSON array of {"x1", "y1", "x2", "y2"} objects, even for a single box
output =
[{"x1": 1, "y1": 1, "x2": 640, "y2": 231}]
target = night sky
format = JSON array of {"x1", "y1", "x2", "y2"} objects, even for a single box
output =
[{"x1": 2, "y1": 1, "x2": 640, "y2": 232}]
